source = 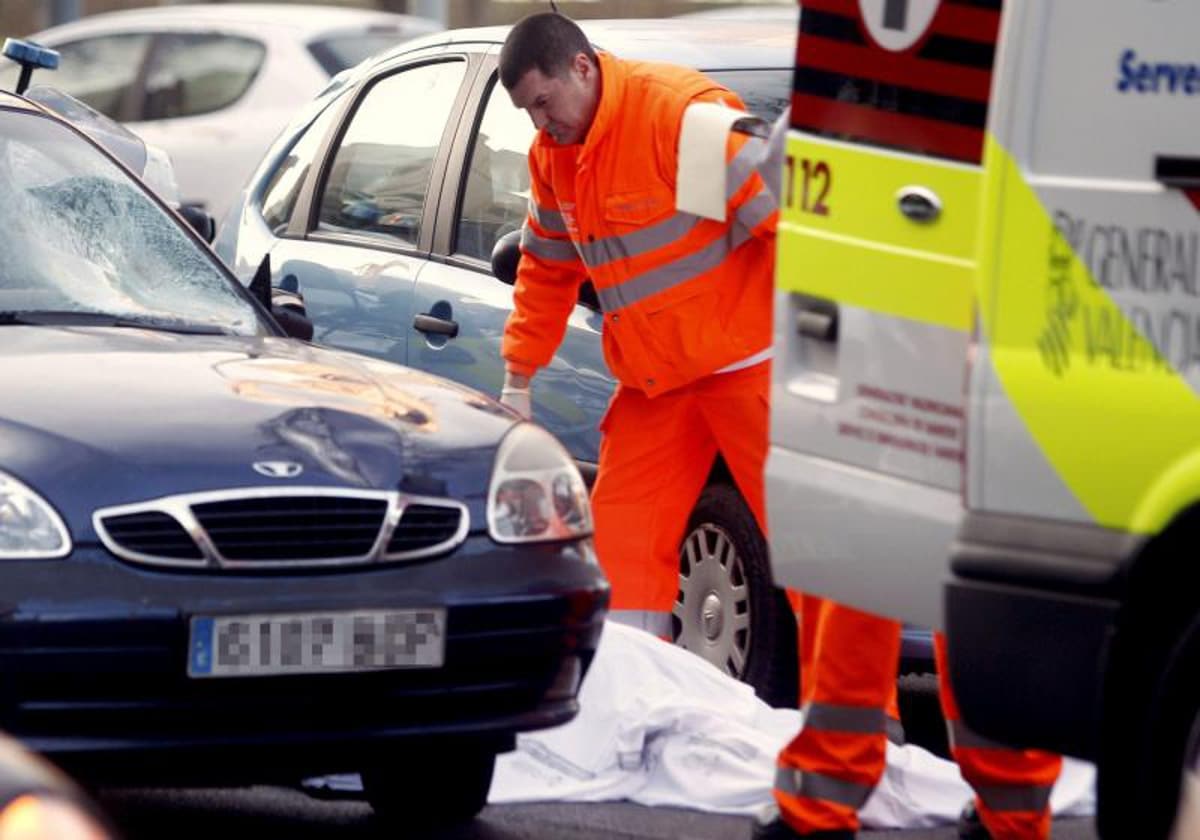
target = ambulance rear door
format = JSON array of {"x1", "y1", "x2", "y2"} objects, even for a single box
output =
[{"x1": 767, "y1": 0, "x2": 1003, "y2": 627}]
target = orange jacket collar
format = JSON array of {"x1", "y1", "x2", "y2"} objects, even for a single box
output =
[{"x1": 580, "y1": 51, "x2": 626, "y2": 161}]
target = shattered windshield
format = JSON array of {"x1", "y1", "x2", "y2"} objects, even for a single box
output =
[{"x1": 0, "y1": 109, "x2": 268, "y2": 336}]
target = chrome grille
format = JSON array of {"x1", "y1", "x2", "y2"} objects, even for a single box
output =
[
  {"x1": 94, "y1": 488, "x2": 469, "y2": 570},
  {"x1": 387, "y1": 504, "x2": 464, "y2": 555},
  {"x1": 192, "y1": 496, "x2": 387, "y2": 561},
  {"x1": 99, "y1": 511, "x2": 203, "y2": 561}
]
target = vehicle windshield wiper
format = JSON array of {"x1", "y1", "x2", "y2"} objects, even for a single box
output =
[{"x1": 0, "y1": 310, "x2": 231, "y2": 335}]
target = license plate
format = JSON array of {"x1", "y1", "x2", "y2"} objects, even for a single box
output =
[{"x1": 187, "y1": 608, "x2": 445, "y2": 678}]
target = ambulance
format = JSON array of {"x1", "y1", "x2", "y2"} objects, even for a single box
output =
[{"x1": 765, "y1": 1, "x2": 1200, "y2": 836}]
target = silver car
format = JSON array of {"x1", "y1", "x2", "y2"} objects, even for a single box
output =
[{"x1": 2, "y1": 4, "x2": 442, "y2": 220}]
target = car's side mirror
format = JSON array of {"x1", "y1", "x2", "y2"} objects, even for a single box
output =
[
  {"x1": 490, "y1": 229, "x2": 521, "y2": 287},
  {"x1": 178, "y1": 204, "x2": 215, "y2": 243},
  {"x1": 272, "y1": 292, "x2": 314, "y2": 341},
  {"x1": 249, "y1": 253, "x2": 314, "y2": 341}
]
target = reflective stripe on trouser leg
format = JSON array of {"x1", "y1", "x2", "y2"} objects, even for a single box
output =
[
  {"x1": 934, "y1": 632, "x2": 1062, "y2": 840},
  {"x1": 803, "y1": 702, "x2": 888, "y2": 735},
  {"x1": 776, "y1": 599, "x2": 901, "y2": 833},
  {"x1": 774, "y1": 767, "x2": 874, "y2": 809}
]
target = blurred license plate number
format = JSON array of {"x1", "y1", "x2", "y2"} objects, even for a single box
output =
[{"x1": 188, "y1": 609, "x2": 445, "y2": 677}]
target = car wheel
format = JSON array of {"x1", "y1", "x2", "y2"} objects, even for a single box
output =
[
  {"x1": 1174, "y1": 704, "x2": 1200, "y2": 840},
  {"x1": 1097, "y1": 521, "x2": 1200, "y2": 840},
  {"x1": 361, "y1": 745, "x2": 495, "y2": 827},
  {"x1": 1102, "y1": 618, "x2": 1200, "y2": 840},
  {"x1": 673, "y1": 481, "x2": 798, "y2": 708}
]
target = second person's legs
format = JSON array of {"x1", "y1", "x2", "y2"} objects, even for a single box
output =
[{"x1": 934, "y1": 633, "x2": 1062, "y2": 840}]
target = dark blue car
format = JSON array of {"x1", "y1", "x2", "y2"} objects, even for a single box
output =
[{"x1": 0, "y1": 85, "x2": 607, "y2": 825}]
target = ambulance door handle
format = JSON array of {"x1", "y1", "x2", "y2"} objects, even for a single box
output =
[
  {"x1": 896, "y1": 186, "x2": 942, "y2": 224},
  {"x1": 796, "y1": 300, "x2": 838, "y2": 342},
  {"x1": 1155, "y1": 155, "x2": 1200, "y2": 190}
]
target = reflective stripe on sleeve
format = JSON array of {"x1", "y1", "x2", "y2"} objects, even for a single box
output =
[
  {"x1": 733, "y1": 187, "x2": 777, "y2": 237},
  {"x1": 520, "y1": 224, "x2": 581, "y2": 264},
  {"x1": 886, "y1": 715, "x2": 906, "y2": 746},
  {"x1": 774, "y1": 767, "x2": 874, "y2": 809},
  {"x1": 802, "y1": 702, "x2": 888, "y2": 735},
  {"x1": 726, "y1": 135, "x2": 767, "y2": 199},
  {"x1": 973, "y1": 784, "x2": 1054, "y2": 814},
  {"x1": 596, "y1": 224, "x2": 755, "y2": 312},
  {"x1": 607, "y1": 609, "x2": 673, "y2": 638},
  {"x1": 528, "y1": 200, "x2": 568, "y2": 235}
]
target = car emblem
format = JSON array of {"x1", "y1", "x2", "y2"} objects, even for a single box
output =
[{"x1": 252, "y1": 461, "x2": 303, "y2": 479}]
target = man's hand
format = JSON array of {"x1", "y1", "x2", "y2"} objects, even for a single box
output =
[{"x1": 499, "y1": 371, "x2": 533, "y2": 419}]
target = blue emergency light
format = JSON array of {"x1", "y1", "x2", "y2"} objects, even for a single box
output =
[{"x1": 3, "y1": 38, "x2": 60, "y2": 95}]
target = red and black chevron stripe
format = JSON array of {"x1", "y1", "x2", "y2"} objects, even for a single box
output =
[{"x1": 790, "y1": 0, "x2": 1003, "y2": 164}]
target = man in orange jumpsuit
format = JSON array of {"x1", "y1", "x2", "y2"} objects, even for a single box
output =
[{"x1": 496, "y1": 11, "x2": 776, "y2": 639}]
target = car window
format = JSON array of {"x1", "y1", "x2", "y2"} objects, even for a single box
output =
[
  {"x1": 317, "y1": 59, "x2": 465, "y2": 247},
  {"x1": 307, "y1": 32, "x2": 409, "y2": 76},
  {"x1": 0, "y1": 111, "x2": 267, "y2": 336},
  {"x1": 708, "y1": 68, "x2": 791, "y2": 123},
  {"x1": 140, "y1": 33, "x2": 265, "y2": 120},
  {"x1": 455, "y1": 78, "x2": 536, "y2": 262},
  {"x1": 452, "y1": 67, "x2": 791, "y2": 263},
  {"x1": 260, "y1": 94, "x2": 346, "y2": 233},
  {"x1": 0, "y1": 34, "x2": 153, "y2": 120}
]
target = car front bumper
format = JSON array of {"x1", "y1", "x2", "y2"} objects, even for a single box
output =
[{"x1": 0, "y1": 536, "x2": 608, "y2": 783}]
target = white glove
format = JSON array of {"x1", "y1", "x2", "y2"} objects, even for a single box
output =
[{"x1": 499, "y1": 386, "x2": 532, "y2": 420}]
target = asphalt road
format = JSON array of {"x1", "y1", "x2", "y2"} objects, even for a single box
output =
[
  {"x1": 98, "y1": 786, "x2": 1100, "y2": 840},
  {"x1": 92, "y1": 671, "x2": 1099, "y2": 839}
]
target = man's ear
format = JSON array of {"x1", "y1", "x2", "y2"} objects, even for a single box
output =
[{"x1": 573, "y1": 51, "x2": 594, "y2": 80}]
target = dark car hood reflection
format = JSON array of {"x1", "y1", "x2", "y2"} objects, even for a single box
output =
[{"x1": 0, "y1": 325, "x2": 513, "y2": 532}]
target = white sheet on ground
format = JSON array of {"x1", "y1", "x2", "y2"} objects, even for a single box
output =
[{"x1": 308, "y1": 621, "x2": 1096, "y2": 829}]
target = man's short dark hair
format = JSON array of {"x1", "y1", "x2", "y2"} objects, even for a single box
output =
[{"x1": 499, "y1": 12, "x2": 596, "y2": 90}]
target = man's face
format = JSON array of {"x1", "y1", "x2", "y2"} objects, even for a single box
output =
[{"x1": 508, "y1": 53, "x2": 599, "y2": 146}]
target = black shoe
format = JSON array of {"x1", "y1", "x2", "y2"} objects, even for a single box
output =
[
  {"x1": 751, "y1": 816, "x2": 855, "y2": 840},
  {"x1": 957, "y1": 801, "x2": 992, "y2": 839}
]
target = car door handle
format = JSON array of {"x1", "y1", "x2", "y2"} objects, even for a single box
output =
[
  {"x1": 1155, "y1": 155, "x2": 1200, "y2": 189},
  {"x1": 413, "y1": 313, "x2": 459, "y2": 338},
  {"x1": 796, "y1": 300, "x2": 838, "y2": 342}
]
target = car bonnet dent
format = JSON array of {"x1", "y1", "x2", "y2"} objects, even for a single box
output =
[{"x1": 0, "y1": 329, "x2": 513, "y2": 526}]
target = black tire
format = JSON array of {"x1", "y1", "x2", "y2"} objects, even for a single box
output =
[
  {"x1": 673, "y1": 481, "x2": 799, "y2": 708},
  {"x1": 1099, "y1": 609, "x2": 1200, "y2": 840},
  {"x1": 1098, "y1": 518, "x2": 1200, "y2": 840},
  {"x1": 896, "y1": 672, "x2": 947, "y2": 758},
  {"x1": 362, "y1": 745, "x2": 495, "y2": 828}
]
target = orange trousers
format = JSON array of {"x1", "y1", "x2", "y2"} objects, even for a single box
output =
[
  {"x1": 776, "y1": 601, "x2": 1062, "y2": 838},
  {"x1": 591, "y1": 362, "x2": 771, "y2": 636}
]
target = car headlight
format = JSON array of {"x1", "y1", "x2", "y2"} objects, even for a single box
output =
[
  {"x1": 487, "y1": 424, "x2": 593, "y2": 544},
  {"x1": 0, "y1": 794, "x2": 110, "y2": 840},
  {"x1": 0, "y1": 472, "x2": 71, "y2": 559}
]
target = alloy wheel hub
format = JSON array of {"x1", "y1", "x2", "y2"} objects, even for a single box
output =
[{"x1": 672, "y1": 523, "x2": 751, "y2": 679}]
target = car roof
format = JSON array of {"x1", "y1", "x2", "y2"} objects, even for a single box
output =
[
  {"x1": 372, "y1": 17, "x2": 792, "y2": 72},
  {"x1": 0, "y1": 89, "x2": 49, "y2": 114},
  {"x1": 674, "y1": 4, "x2": 799, "y2": 22},
  {"x1": 28, "y1": 3, "x2": 440, "y2": 41}
]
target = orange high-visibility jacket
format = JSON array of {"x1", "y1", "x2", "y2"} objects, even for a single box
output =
[{"x1": 502, "y1": 52, "x2": 778, "y2": 397}]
